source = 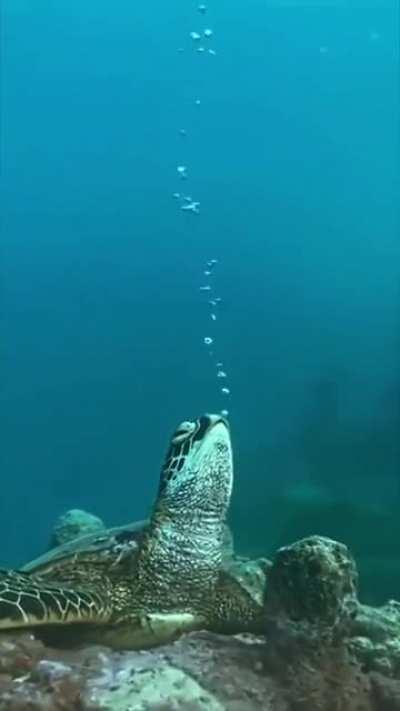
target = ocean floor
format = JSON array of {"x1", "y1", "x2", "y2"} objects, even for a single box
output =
[{"x1": 1, "y1": 622, "x2": 400, "y2": 710}]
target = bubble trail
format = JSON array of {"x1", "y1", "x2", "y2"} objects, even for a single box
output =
[
  {"x1": 171, "y1": 2, "x2": 232, "y2": 417},
  {"x1": 198, "y1": 258, "x2": 232, "y2": 410}
]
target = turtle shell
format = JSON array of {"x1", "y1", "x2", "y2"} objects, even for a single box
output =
[{"x1": 22, "y1": 520, "x2": 148, "y2": 575}]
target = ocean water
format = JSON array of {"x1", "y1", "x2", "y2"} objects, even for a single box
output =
[{"x1": 2, "y1": 0, "x2": 399, "y2": 604}]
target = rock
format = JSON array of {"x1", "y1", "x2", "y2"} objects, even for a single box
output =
[
  {"x1": 224, "y1": 557, "x2": 271, "y2": 607},
  {"x1": 0, "y1": 633, "x2": 94, "y2": 710},
  {"x1": 265, "y1": 535, "x2": 358, "y2": 630},
  {"x1": 0, "y1": 632, "x2": 286, "y2": 711},
  {"x1": 1, "y1": 626, "x2": 394, "y2": 711},
  {"x1": 88, "y1": 663, "x2": 225, "y2": 710},
  {"x1": 370, "y1": 672, "x2": 400, "y2": 710},
  {"x1": 349, "y1": 600, "x2": 400, "y2": 677},
  {"x1": 50, "y1": 509, "x2": 106, "y2": 548}
]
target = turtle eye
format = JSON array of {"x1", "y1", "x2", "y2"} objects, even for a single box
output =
[
  {"x1": 192, "y1": 415, "x2": 211, "y2": 443},
  {"x1": 172, "y1": 420, "x2": 196, "y2": 443}
]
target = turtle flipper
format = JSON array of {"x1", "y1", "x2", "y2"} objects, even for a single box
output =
[
  {"x1": 209, "y1": 570, "x2": 266, "y2": 635},
  {"x1": 0, "y1": 570, "x2": 112, "y2": 630}
]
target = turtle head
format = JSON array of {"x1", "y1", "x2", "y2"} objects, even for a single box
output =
[
  {"x1": 156, "y1": 414, "x2": 233, "y2": 523},
  {"x1": 139, "y1": 415, "x2": 233, "y2": 598}
]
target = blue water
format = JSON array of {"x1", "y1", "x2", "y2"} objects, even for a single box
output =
[{"x1": 2, "y1": 0, "x2": 399, "y2": 600}]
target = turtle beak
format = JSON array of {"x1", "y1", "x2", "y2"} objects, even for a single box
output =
[{"x1": 202, "y1": 413, "x2": 229, "y2": 431}]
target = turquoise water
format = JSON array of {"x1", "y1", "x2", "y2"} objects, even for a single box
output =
[{"x1": 2, "y1": 1, "x2": 399, "y2": 602}]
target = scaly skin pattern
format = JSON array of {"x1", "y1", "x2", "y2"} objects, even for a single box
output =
[
  {"x1": 132, "y1": 415, "x2": 234, "y2": 608},
  {"x1": 0, "y1": 569, "x2": 113, "y2": 628},
  {"x1": 0, "y1": 415, "x2": 264, "y2": 649}
]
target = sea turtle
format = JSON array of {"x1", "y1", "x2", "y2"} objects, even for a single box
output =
[{"x1": 0, "y1": 414, "x2": 264, "y2": 649}]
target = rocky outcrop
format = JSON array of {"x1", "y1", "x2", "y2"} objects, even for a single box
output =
[
  {"x1": 50, "y1": 509, "x2": 106, "y2": 548},
  {"x1": 265, "y1": 535, "x2": 358, "y2": 629}
]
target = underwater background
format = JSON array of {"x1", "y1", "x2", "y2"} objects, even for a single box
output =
[{"x1": 2, "y1": 0, "x2": 399, "y2": 604}]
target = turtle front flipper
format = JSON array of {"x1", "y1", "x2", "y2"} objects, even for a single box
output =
[{"x1": 0, "y1": 570, "x2": 112, "y2": 630}]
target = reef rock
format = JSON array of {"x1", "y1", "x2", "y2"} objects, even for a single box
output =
[
  {"x1": 265, "y1": 535, "x2": 358, "y2": 630},
  {"x1": 1, "y1": 625, "x2": 400, "y2": 711},
  {"x1": 50, "y1": 509, "x2": 106, "y2": 548},
  {"x1": 349, "y1": 600, "x2": 400, "y2": 678}
]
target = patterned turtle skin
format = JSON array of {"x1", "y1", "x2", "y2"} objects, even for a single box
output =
[{"x1": 0, "y1": 414, "x2": 264, "y2": 649}]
